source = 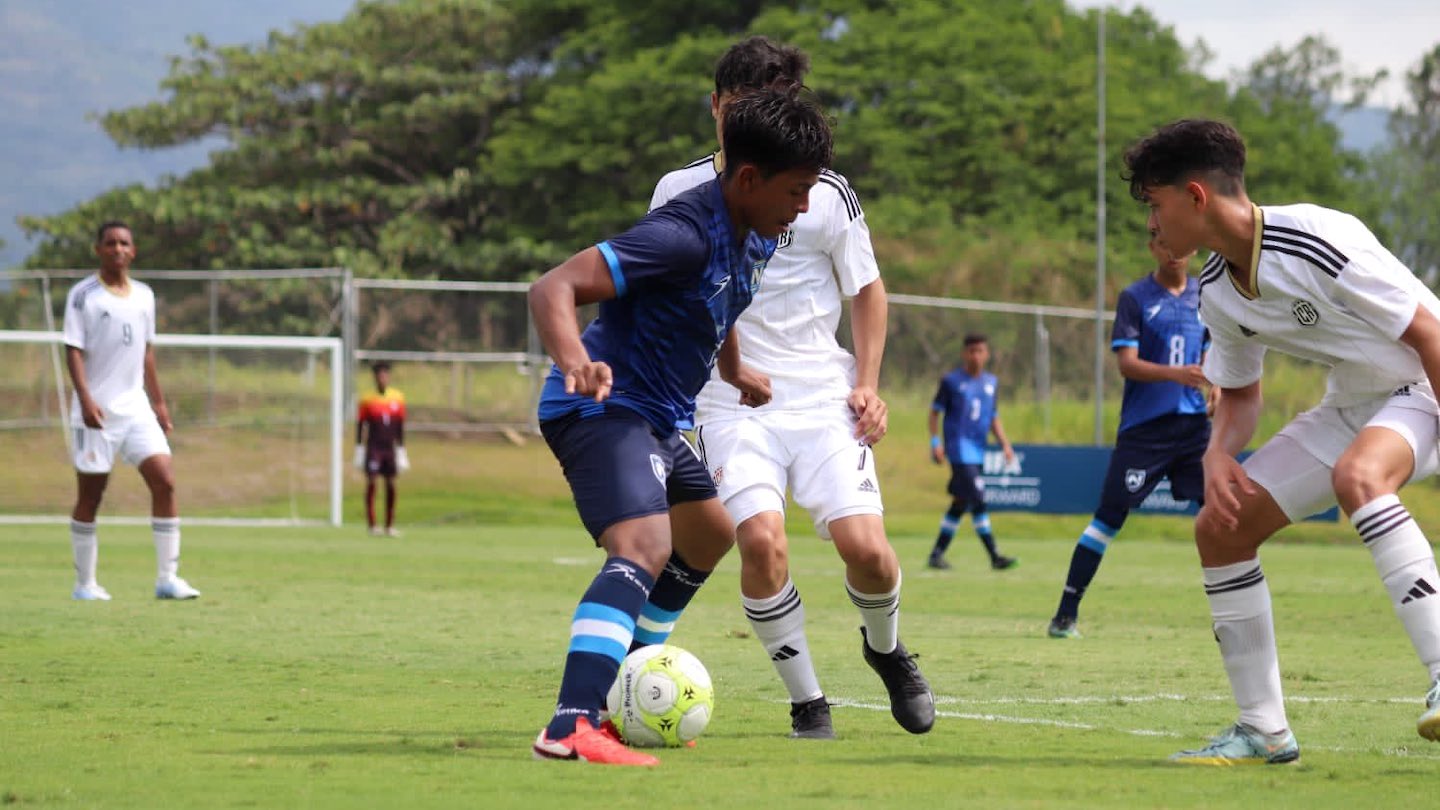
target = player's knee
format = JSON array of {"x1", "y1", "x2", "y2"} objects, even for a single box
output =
[
  {"x1": 839, "y1": 537, "x2": 897, "y2": 580},
  {"x1": 737, "y1": 524, "x2": 788, "y2": 578},
  {"x1": 1193, "y1": 506, "x2": 1227, "y2": 548},
  {"x1": 1331, "y1": 454, "x2": 1395, "y2": 510}
]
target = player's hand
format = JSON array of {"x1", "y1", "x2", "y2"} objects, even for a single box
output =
[
  {"x1": 1201, "y1": 449, "x2": 1255, "y2": 530},
  {"x1": 563, "y1": 361, "x2": 613, "y2": 402},
  {"x1": 396, "y1": 447, "x2": 411, "y2": 473},
  {"x1": 930, "y1": 444, "x2": 945, "y2": 465},
  {"x1": 730, "y1": 365, "x2": 772, "y2": 408},
  {"x1": 848, "y1": 386, "x2": 888, "y2": 445},
  {"x1": 352, "y1": 445, "x2": 366, "y2": 470},
  {"x1": 1173, "y1": 364, "x2": 1208, "y2": 389},
  {"x1": 79, "y1": 398, "x2": 104, "y2": 429},
  {"x1": 1002, "y1": 446, "x2": 1019, "y2": 474},
  {"x1": 152, "y1": 401, "x2": 173, "y2": 434}
]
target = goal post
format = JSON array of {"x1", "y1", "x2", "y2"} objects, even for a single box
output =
[{"x1": 0, "y1": 330, "x2": 345, "y2": 527}]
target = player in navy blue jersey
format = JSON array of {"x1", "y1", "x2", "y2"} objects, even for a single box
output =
[
  {"x1": 1046, "y1": 235, "x2": 1211, "y2": 639},
  {"x1": 926, "y1": 334, "x2": 1019, "y2": 571},
  {"x1": 527, "y1": 88, "x2": 833, "y2": 766}
]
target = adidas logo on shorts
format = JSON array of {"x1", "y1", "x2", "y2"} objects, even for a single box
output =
[{"x1": 858, "y1": 478, "x2": 877, "y2": 493}]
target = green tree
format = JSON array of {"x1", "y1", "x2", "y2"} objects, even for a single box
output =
[{"x1": 1365, "y1": 44, "x2": 1440, "y2": 283}]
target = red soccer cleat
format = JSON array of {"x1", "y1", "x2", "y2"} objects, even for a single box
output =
[{"x1": 532, "y1": 717, "x2": 660, "y2": 766}]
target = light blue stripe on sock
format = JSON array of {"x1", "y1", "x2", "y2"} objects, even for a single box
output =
[
  {"x1": 1078, "y1": 520, "x2": 1116, "y2": 554},
  {"x1": 570, "y1": 634, "x2": 628, "y2": 662},
  {"x1": 940, "y1": 515, "x2": 960, "y2": 532},
  {"x1": 574, "y1": 602, "x2": 636, "y2": 634},
  {"x1": 631, "y1": 627, "x2": 669, "y2": 646},
  {"x1": 973, "y1": 515, "x2": 991, "y2": 533},
  {"x1": 639, "y1": 603, "x2": 682, "y2": 624}
]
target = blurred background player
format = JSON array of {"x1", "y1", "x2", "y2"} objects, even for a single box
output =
[
  {"x1": 527, "y1": 89, "x2": 832, "y2": 766},
  {"x1": 354, "y1": 361, "x2": 408, "y2": 537},
  {"x1": 1046, "y1": 234, "x2": 1211, "y2": 640},
  {"x1": 1129, "y1": 118, "x2": 1440, "y2": 764},
  {"x1": 64, "y1": 220, "x2": 199, "y2": 601},
  {"x1": 642, "y1": 35, "x2": 935, "y2": 740},
  {"x1": 926, "y1": 334, "x2": 1018, "y2": 571}
]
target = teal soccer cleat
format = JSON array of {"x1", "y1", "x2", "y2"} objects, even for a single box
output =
[
  {"x1": 1419, "y1": 679, "x2": 1440, "y2": 741},
  {"x1": 1047, "y1": 616, "x2": 1081, "y2": 639},
  {"x1": 1169, "y1": 723, "x2": 1299, "y2": 766}
]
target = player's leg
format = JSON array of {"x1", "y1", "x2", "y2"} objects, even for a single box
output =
[
  {"x1": 70, "y1": 424, "x2": 115, "y2": 600},
  {"x1": 792, "y1": 419, "x2": 934, "y2": 735},
  {"x1": 123, "y1": 414, "x2": 197, "y2": 600},
  {"x1": 926, "y1": 465, "x2": 973, "y2": 569},
  {"x1": 1172, "y1": 432, "x2": 1324, "y2": 765},
  {"x1": 383, "y1": 473, "x2": 399, "y2": 537},
  {"x1": 1332, "y1": 403, "x2": 1440, "y2": 740},
  {"x1": 533, "y1": 410, "x2": 671, "y2": 765},
  {"x1": 364, "y1": 472, "x2": 379, "y2": 534},
  {"x1": 971, "y1": 498, "x2": 1016, "y2": 570}
]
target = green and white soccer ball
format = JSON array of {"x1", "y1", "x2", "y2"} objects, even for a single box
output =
[{"x1": 606, "y1": 644, "x2": 714, "y2": 747}]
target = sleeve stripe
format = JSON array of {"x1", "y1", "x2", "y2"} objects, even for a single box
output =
[
  {"x1": 596, "y1": 241, "x2": 626, "y2": 297},
  {"x1": 1111, "y1": 339, "x2": 1139, "y2": 349},
  {"x1": 1262, "y1": 223, "x2": 1348, "y2": 267},
  {"x1": 817, "y1": 171, "x2": 861, "y2": 220},
  {"x1": 1262, "y1": 242, "x2": 1341, "y2": 278}
]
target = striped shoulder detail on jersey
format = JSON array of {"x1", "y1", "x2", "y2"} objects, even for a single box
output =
[
  {"x1": 682, "y1": 153, "x2": 716, "y2": 171},
  {"x1": 1261, "y1": 223, "x2": 1348, "y2": 277},
  {"x1": 1198, "y1": 253, "x2": 1227, "y2": 290},
  {"x1": 70, "y1": 277, "x2": 102, "y2": 309},
  {"x1": 817, "y1": 170, "x2": 861, "y2": 220}
]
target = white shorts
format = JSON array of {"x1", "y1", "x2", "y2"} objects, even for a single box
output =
[
  {"x1": 72, "y1": 410, "x2": 171, "y2": 474},
  {"x1": 695, "y1": 403, "x2": 883, "y2": 540},
  {"x1": 1244, "y1": 384, "x2": 1440, "y2": 521}
]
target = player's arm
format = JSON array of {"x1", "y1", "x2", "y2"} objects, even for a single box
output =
[
  {"x1": 143, "y1": 344, "x2": 172, "y2": 433},
  {"x1": 394, "y1": 397, "x2": 409, "y2": 471},
  {"x1": 848, "y1": 277, "x2": 888, "y2": 445},
  {"x1": 529, "y1": 247, "x2": 618, "y2": 402},
  {"x1": 717, "y1": 329, "x2": 771, "y2": 408},
  {"x1": 1116, "y1": 347, "x2": 1207, "y2": 387},
  {"x1": 1398, "y1": 306, "x2": 1440, "y2": 406},
  {"x1": 1201, "y1": 380, "x2": 1262, "y2": 528},
  {"x1": 927, "y1": 392, "x2": 945, "y2": 464},
  {"x1": 65, "y1": 346, "x2": 104, "y2": 429},
  {"x1": 990, "y1": 412, "x2": 1016, "y2": 464}
]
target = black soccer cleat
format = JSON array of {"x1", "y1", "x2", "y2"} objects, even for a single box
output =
[
  {"x1": 860, "y1": 627, "x2": 935, "y2": 734},
  {"x1": 789, "y1": 696, "x2": 837, "y2": 740},
  {"x1": 926, "y1": 553, "x2": 952, "y2": 570},
  {"x1": 991, "y1": 554, "x2": 1019, "y2": 571}
]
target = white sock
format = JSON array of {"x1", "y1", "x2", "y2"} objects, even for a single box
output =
[
  {"x1": 742, "y1": 579, "x2": 823, "y2": 704},
  {"x1": 1353, "y1": 495, "x2": 1440, "y2": 683},
  {"x1": 1203, "y1": 559, "x2": 1288, "y2": 734},
  {"x1": 848, "y1": 574, "x2": 901, "y2": 655},
  {"x1": 153, "y1": 517, "x2": 181, "y2": 581},
  {"x1": 71, "y1": 519, "x2": 98, "y2": 587}
]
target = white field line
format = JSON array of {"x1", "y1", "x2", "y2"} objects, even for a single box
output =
[{"x1": 823, "y1": 695, "x2": 1440, "y2": 759}]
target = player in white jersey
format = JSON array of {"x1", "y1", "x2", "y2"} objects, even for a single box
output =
[
  {"x1": 63, "y1": 221, "x2": 199, "y2": 602},
  {"x1": 637, "y1": 37, "x2": 934, "y2": 740},
  {"x1": 1125, "y1": 119, "x2": 1440, "y2": 764}
]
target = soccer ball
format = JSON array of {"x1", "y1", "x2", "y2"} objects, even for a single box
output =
[{"x1": 605, "y1": 644, "x2": 714, "y2": 747}]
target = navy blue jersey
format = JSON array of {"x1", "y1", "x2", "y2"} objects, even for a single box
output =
[
  {"x1": 1111, "y1": 275, "x2": 1209, "y2": 433},
  {"x1": 538, "y1": 179, "x2": 777, "y2": 434},
  {"x1": 932, "y1": 369, "x2": 999, "y2": 465}
]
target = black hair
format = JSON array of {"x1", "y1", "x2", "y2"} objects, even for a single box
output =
[
  {"x1": 371, "y1": 362, "x2": 392, "y2": 373},
  {"x1": 1122, "y1": 119, "x2": 1246, "y2": 201},
  {"x1": 720, "y1": 88, "x2": 833, "y2": 179},
  {"x1": 963, "y1": 333, "x2": 988, "y2": 347},
  {"x1": 95, "y1": 220, "x2": 131, "y2": 243},
  {"x1": 714, "y1": 35, "x2": 809, "y2": 96}
]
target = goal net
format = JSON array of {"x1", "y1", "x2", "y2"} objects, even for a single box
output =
[{"x1": 0, "y1": 330, "x2": 344, "y2": 526}]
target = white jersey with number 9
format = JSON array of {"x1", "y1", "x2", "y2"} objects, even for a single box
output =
[{"x1": 62, "y1": 275, "x2": 157, "y2": 421}]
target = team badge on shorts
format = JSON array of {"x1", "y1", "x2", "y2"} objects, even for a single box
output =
[
  {"x1": 1291, "y1": 299, "x2": 1320, "y2": 326},
  {"x1": 1125, "y1": 468, "x2": 1146, "y2": 492},
  {"x1": 650, "y1": 453, "x2": 668, "y2": 485},
  {"x1": 711, "y1": 465, "x2": 724, "y2": 485}
]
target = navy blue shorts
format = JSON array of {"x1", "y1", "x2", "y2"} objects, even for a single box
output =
[
  {"x1": 541, "y1": 406, "x2": 717, "y2": 542},
  {"x1": 947, "y1": 462, "x2": 986, "y2": 506},
  {"x1": 1096, "y1": 413, "x2": 1209, "y2": 527}
]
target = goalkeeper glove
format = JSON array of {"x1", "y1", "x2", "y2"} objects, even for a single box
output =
[
  {"x1": 352, "y1": 445, "x2": 365, "y2": 470},
  {"x1": 396, "y1": 446, "x2": 411, "y2": 473}
]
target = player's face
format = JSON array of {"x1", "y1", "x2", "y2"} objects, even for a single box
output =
[
  {"x1": 1142, "y1": 184, "x2": 1206, "y2": 258},
  {"x1": 737, "y1": 165, "x2": 817, "y2": 239},
  {"x1": 374, "y1": 368, "x2": 390, "y2": 389},
  {"x1": 964, "y1": 342, "x2": 989, "y2": 371},
  {"x1": 94, "y1": 228, "x2": 135, "y2": 273},
  {"x1": 710, "y1": 91, "x2": 731, "y2": 147}
]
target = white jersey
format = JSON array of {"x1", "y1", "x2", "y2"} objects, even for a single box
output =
[
  {"x1": 651, "y1": 153, "x2": 881, "y2": 417},
  {"x1": 62, "y1": 275, "x2": 157, "y2": 419},
  {"x1": 1199, "y1": 203, "x2": 1440, "y2": 407}
]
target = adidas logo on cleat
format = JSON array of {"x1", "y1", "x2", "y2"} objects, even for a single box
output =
[
  {"x1": 858, "y1": 479, "x2": 877, "y2": 493},
  {"x1": 1402, "y1": 577, "x2": 1437, "y2": 604}
]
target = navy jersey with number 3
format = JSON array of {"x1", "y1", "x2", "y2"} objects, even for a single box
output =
[
  {"x1": 1111, "y1": 275, "x2": 1209, "y2": 432},
  {"x1": 538, "y1": 179, "x2": 777, "y2": 434}
]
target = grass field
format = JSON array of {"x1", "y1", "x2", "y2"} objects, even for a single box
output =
[{"x1": 5, "y1": 516, "x2": 1440, "y2": 809}]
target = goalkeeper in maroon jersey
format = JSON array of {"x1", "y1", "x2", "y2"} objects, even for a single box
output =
[{"x1": 354, "y1": 362, "x2": 408, "y2": 536}]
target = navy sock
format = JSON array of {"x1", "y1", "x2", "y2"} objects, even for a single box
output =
[
  {"x1": 629, "y1": 551, "x2": 709, "y2": 652},
  {"x1": 974, "y1": 512, "x2": 998, "y2": 559},
  {"x1": 931, "y1": 507, "x2": 963, "y2": 555},
  {"x1": 1055, "y1": 519, "x2": 1116, "y2": 620},
  {"x1": 547, "y1": 556, "x2": 654, "y2": 739}
]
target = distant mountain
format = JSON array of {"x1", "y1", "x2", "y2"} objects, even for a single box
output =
[{"x1": 0, "y1": 0, "x2": 355, "y2": 270}]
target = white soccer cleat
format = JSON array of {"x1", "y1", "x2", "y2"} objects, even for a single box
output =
[
  {"x1": 367, "y1": 526, "x2": 384, "y2": 537},
  {"x1": 155, "y1": 577, "x2": 201, "y2": 600},
  {"x1": 385, "y1": 527, "x2": 402, "y2": 538},
  {"x1": 72, "y1": 583, "x2": 112, "y2": 601},
  {"x1": 1419, "y1": 679, "x2": 1440, "y2": 741}
]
